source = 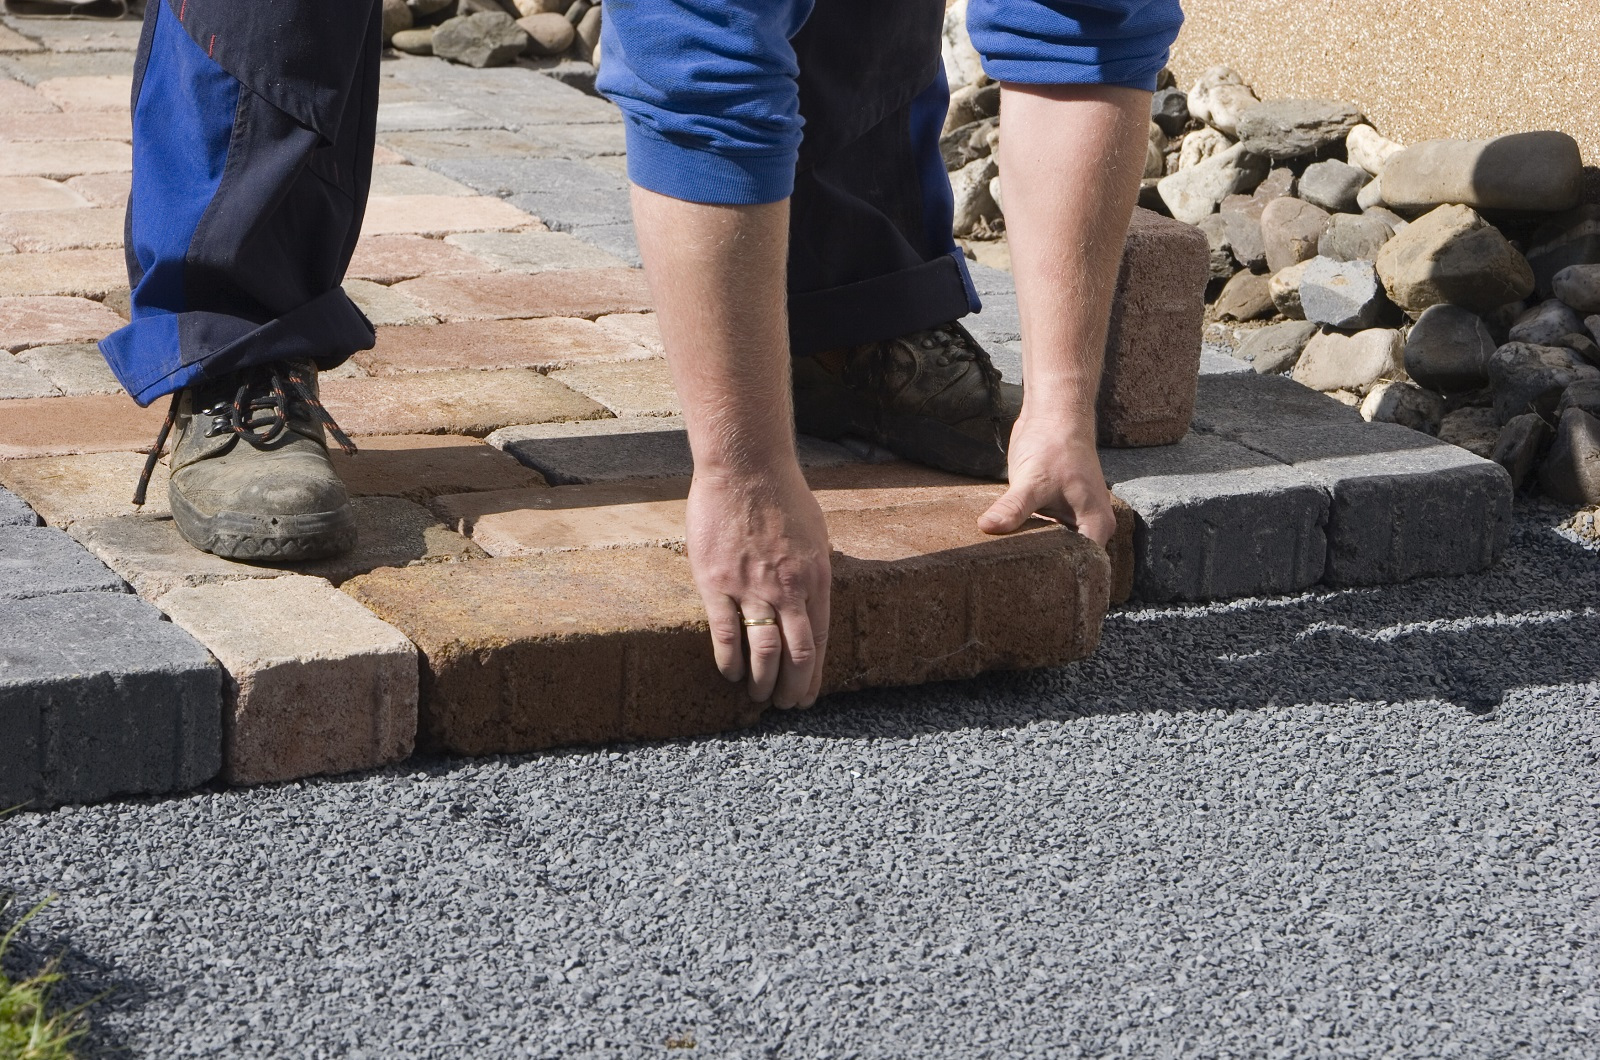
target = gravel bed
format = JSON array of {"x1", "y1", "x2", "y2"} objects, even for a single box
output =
[{"x1": 5, "y1": 507, "x2": 1598, "y2": 1059}]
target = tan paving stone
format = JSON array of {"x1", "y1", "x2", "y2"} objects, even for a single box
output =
[
  {"x1": 0, "y1": 25, "x2": 44, "y2": 53},
  {"x1": 443, "y1": 230, "x2": 628, "y2": 273},
  {"x1": 368, "y1": 165, "x2": 476, "y2": 197},
  {"x1": 346, "y1": 234, "x2": 492, "y2": 285},
  {"x1": 155, "y1": 574, "x2": 418, "y2": 785},
  {"x1": 100, "y1": 285, "x2": 128, "y2": 319},
  {"x1": 356, "y1": 318, "x2": 650, "y2": 376},
  {"x1": 342, "y1": 278, "x2": 437, "y2": 327},
  {"x1": 0, "y1": 176, "x2": 90, "y2": 211},
  {"x1": 329, "y1": 434, "x2": 547, "y2": 502},
  {"x1": 35, "y1": 75, "x2": 131, "y2": 111},
  {"x1": 0, "y1": 208, "x2": 122, "y2": 251},
  {"x1": 10, "y1": 18, "x2": 140, "y2": 53},
  {"x1": 0, "y1": 295, "x2": 123, "y2": 350},
  {"x1": 432, "y1": 478, "x2": 689, "y2": 557},
  {"x1": 343, "y1": 494, "x2": 1109, "y2": 754},
  {"x1": 0, "y1": 350, "x2": 57, "y2": 397},
  {"x1": 68, "y1": 495, "x2": 487, "y2": 598},
  {"x1": 0, "y1": 140, "x2": 130, "y2": 178},
  {"x1": 0, "y1": 248, "x2": 125, "y2": 297},
  {"x1": 16, "y1": 341, "x2": 122, "y2": 394},
  {"x1": 0, "y1": 391, "x2": 161, "y2": 458},
  {"x1": 63, "y1": 171, "x2": 128, "y2": 208},
  {"x1": 548, "y1": 357, "x2": 679, "y2": 418},
  {"x1": 393, "y1": 268, "x2": 652, "y2": 322},
  {"x1": 359, "y1": 194, "x2": 538, "y2": 237},
  {"x1": 0, "y1": 79, "x2": 56, "y2": 112},
  {"x1": 0, "y1": 110, "x2": 129, "y2": 142},
  {"x1": 371, "y1": 144, "x2": 408, "y2": 166},
  {"x1": 0, "y1": 450, "x2": 166, "y2": 524},
  {"x1": 321, "y1": 368, "x2": 609, "y2": 437},
  {"x1": 377, "y1": 128, "x2": 549, "y2": 161},
  {"x1": 594, "y1": 312, "x2": 663, "y2": 353}
]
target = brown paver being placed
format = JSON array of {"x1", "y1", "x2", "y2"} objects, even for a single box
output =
[
  {"x1": 356, "y1": 317, "x2": 651, "y2": 375},
  {"x1": 321, "y1": 369, "x2": 609, "y2": 436},
  {"x1": 155, "y1": 574, "x2": 419, "y2": 785},
  {"x1": 392, "y1": 268, "x2": 652, "y2": 321}
]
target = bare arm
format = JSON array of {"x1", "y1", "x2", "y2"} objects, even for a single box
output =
[
  {"x1": 977, "y1": 83, "x2": 1151, "y2": 546},
  {"x1": 630, "y1": 187, "x2": 829, "y2": 709}
]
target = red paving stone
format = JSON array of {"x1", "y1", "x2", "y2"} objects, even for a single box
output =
[
  {"x1": 0, "y1": 392, "x2": 163, "y2": 459},
  {"x1": 355, "y1": 318, "x2": 652, "y2": 376},
  {"x1": 0, "y1": 296, "x2": 124, "y2": 351},
  {"x1": 392, "y1": 268, "x2": 652, "y2": 322},
  {"x1": 320, "y1": 368, "x2": 609, "y2": 437}
]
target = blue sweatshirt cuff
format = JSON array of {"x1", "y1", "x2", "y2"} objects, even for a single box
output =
[{"x1": 621, "y1": 119, "x2": 797, "y2": 206}]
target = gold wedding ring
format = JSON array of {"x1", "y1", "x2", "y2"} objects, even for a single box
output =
[{"x1": 740, "y1": 616, "x2": 778, "y2": 627}]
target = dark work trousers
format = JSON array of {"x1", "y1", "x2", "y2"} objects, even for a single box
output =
[{"x1": 100, "y1": 0, "x2": 971, "y2": 406}]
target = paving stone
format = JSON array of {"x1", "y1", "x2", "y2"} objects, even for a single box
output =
[
  {"x1": 0, "y1": 110, "x2": 129, "y2": 143},
  {"x1": 0, "y1": 391, "x2": 164, "y2": 457},
  {"x1": 0, "y1": 24, "x2": 42, "y2": 53},
  {"x1": 0, "y1": 140, "x2": 130, "y2": 178},
  {"x1": 522, "y1": 121, "x2": 627, "y2": 157},
  {"x1": 321, "y1": 368, "x2": 608, "y2": 437},
  {"x1": 962, "y1": 290, "x2": 1020, "y2": 350},
  {"x1": 346, "y1": 235, "x2": 493, "y2": 284},
  {"x1": 377, "y1": 128, "x2": 552, "y2": 163},
  {"x1": 375, "y1": 100, "x2": 502, "y2": 133},
  {"x1": 0, "y1": 56, "x2": 132, "y2": 88},
  {"x1": 594, "y1": 312, "x2": 662, "y2": 353},
  {"x1": 428, "y1": 156, "x2": 625, "y2": 197},
  {"x1": 68, "y1": 496, "x2": 487, "y2": 598},
  {"x1": 509, "y1": 185, "x2": 635, "y2": 233},
  {"x1": 567, "y1": 223, "x2": 641, "y2": 267},
  {"x1": 487, "y1": 416, "x2": 857, "y2": 485},
  {"x1": 356, "y1": 317, "x2": 649, "y2": 375},
  {"x1": 344, "y1": 496, "x2": 1106, "y2": 754},
  {"x1": 360, "y1": 194, "x2": 537, "y2": 238},
  {"x1": 1189, "y1": 370, "x2": 1365, "y2": 440},
  {"x1": 0, "y1": 591, "x2": 221, "y2": 809},
  {"x1": 0, "y1": 485, "x2": 38, "y2": 526},
  {"x1": 0, "y1": 78, "x2": 54, "y2": 111},
  {"x1": 17, "y1": 341, "x2": 125, "y2": 394},
  {"x1": 341, "y1": 278, "x2": 437, "y2": 327},
  {"x1": 0, "y1": 247, "x2": 124, "y2": 298},
  {"x1": 548, "y1": 357, "x2": 680, "y2": 417},
  {"x1": 1231, "y1": 422, "x2": 1513, "y2": 586},
  {"x1": 370, "y1": 145, "x2": 407, "y2": 166},
  {"x1": 154, "y1": 575, "x2": 419, "y2": 786},
  {"x1": 0, "y1": 523, "x2": 124, "y2": 598},
  {"x1": 63, "y1": 170, "x2": 127, "y2": 208},
  {"x1": 5, "y1": 17, "x2": 140, "y2": 53},
  {"x1": 0, "y1": 175, "x2": 89, "y2": 211},
  {"x1": 0, "y1": 350, "x2": 57, "y2": 396},
  {"x1": 444, "y1": 230, "x2": 628, "y2": 272},
  {"x1": 393, "y1": 267, "x2": 652, "y2": 321},
  {"x1": 0, "y1": 450, "x2": 165, "y2": 523},
  {"x1": 329, "y1": 434, "x2": 547, "y2": 502},
  {"x1": 0, "y1": 207, "x2": 122, "y2": 251},
  {"x1": 404, "y1": 66, "x2": 617, "y2": 128},
  {"x1": 1098, "y1": 208, "x2": 1211, "y2": 447},
  {"x1": 1099, "y1": 433, "x2": 1330, "y2": 603},
  {"x1": 368, "y1": 164, "x2": 476, "y2": 198},
  {"x1": 432, "y1": 478, "x2": 688, "y2": 557}
]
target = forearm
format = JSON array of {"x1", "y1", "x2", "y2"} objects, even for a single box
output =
[
  {"x1": 998, "y1": 83, "x2": 1151, "y2": 430},
  {"x1": 630, "y1": 186, "x2": 800, "y2": 483}
]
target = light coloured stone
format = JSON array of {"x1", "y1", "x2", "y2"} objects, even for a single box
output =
[
  {"x1": 942, "y1": 0, "x2": 985, "y2": 92},
  {"x1": 0, "y1": 176, "x2": 90, "y2": 212},
  {"x1": 1157, "y1": 143, "x2": 1269, "y2": 225},
  {"x1": 1552, "y1": 264, "x2": 1600, "y2": 314},
  {"x1": 390, "y1": 27, "x2": 435, "y2": 55},
  {"x1": 1375, "y1": 204, "x2": 1535, "y2": 314},
  {"x1": 950, "y1": 155, "x2": 1000, "y2": 238},
  {"x1": 1381, "y1": 132, "x2": 1583, "y2": 213},
  {"x1": 1356, "y1": 176, "x2": 1385, "y2": 211},
  {"x1": 1185, "y1": 67, "x2": 1260, "y2": 137},
  {"x1": 342, "y1": 279, "x2": 438, "y2": 327},
  {"x1": 1291, "y1": 328, "x2": 1404, "y2": 392},
  {"x1": 1269, "y1": 259, "x2": 1312, "y2": 319},
  {"x1": 63, "y1": 171, "x2": 129, "y2": 209},
  {"x1": 16, "y1": 342, "x2": 123, "y2": 395},
  {"x1": 444, "y1": 230, "x2": 627, "y2": 272},
  {"x1": 1178, "y1": 127, "x2": 1233, "y2": 171},
  {"x1": 360, "y1": 194, "x2": 538, "y2": 238},
  {"x1": 0, "y1": 450, "x2": 167, "y2": 524},
  {"x1": 368, "y1": 165, "x2": 476, "y2": 197},
  {"x1": 1360, "y1": 381, "x2": 1443, "y2": 434},
  {"x1": 35, "y1": 76, "x2": 131, "y2": 112},
  {"x1": 154, "y1": 574, "x2": 418, "y2": 785},
  {"x1": 1347, "y1": 125, "x2": 1404, "y2": 176},
  {"x1": 0, "y1": 208, "x2": 122, "y2": 252},
  {"x1": 0, "y1": 140, "x2": 130, "y2": 179},
  {"x1": 594, "y1": 312, "x2": 662, "y2": 353},
  {"x1": 321, "y1": 369, "x2": 608, "y2": 436},
  {"x1": 0, "y1": 351, "x2": 57, "y2": 397},
  {"x1": 548, "y1": 357, "x2": 681, "y2": 418},
  {"x1": 0, "y1": 295, "x2": 124, "y2": 351},
  {"x1": 518, "y1": 12, "x2": 575, "y2": 56}
]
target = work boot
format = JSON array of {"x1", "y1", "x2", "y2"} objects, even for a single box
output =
[
  {"x1": 792, "y1": 321, "x2": 1019, "y2": 479},
  {"x1": 135, "y1": 359, "x2": 358, "y2": 561}
]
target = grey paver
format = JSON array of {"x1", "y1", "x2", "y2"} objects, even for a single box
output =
[
  {"x1": 1233, "y1": 422, "x2": 1514, "y2": 586},
  {"x1": 963, "y1": 289, "x2": 1020, "y2": 346},
  {"x1": 0, "y1": 486, "x2": 38, "y2": 527},
  {"x1": 508, "y1": 187, "x2": 633, "y2": 232},
  {"x1": 368, "y1": 165, "x2": 476, "y2": 198},
  {"x1": 377, "y1": 128, "x2": 552, "y2": 163},
  {"x1": 0, "y1": 350, "x2": 57, "y2": 396},
  {"x1": 566, "y1": 222, "x2": 641, "y2": 267},
  {"x1": 375, "y1": 101, "x2": 502, "y2": 134},
  {"x1": 16, "y1": 341, "x2": 123, "y2": 395},
  {"x1": 1190, "y1": 369, "x2": 1365, "y2": 438},
  {"x1": 1101, "y1": 433, "x2": 1330, "y2": 602},
  {"x1": 388, "y1": 61, "x2": 619, "y2": 127},
  {"x1": 443, "y1": 230, "x2": 627, "y2": 273},
  {"x1": 0, "y1": 590, "x2": 220, "y2": 809},
  {"x1": 0, "y1": 51, "x2": 132, "y2": 83},
  {"x1": 0, "y1": 524, "x2": 124, "y2": 599},
  {"x1": 522, "y1": 122, "x2": 627, "y2": 158},
  {"x1": 428, "y1": 154, "x2": 624, "y2": 196},
  {"x1": 1, "y1": 16, "x2": 141, "y2": 52}
]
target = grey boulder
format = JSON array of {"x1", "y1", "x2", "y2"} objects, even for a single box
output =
[
  {"x1": 1375, "y1": 203, "x2": 1535, "y2": 314},
  {"x1": 1291, "y1": 328, "x2": 1403, "y2": 392},
  {"x1": 1380, "y1": 132, "x2": 1584, "y2": 214},
  {"x1": 1318, "y1": 212, "x2": 1395, "y2": 262},
  {"x1": 1195, "y1": 214, "x2": 1237, "y2": 281},
  {"x1": 1526, "y1": 206, "x2": 1600, "y2": 298},
  {"x1": 1300, "y1": 256, "x2": 1388, "y2": 330},
  {"x1": 1508, "y1": 298, "x2": 1587, "y2": 346},
  {"x1": 1487, "y1": 342, "x2": 1600, "y2": 423},
  {"x1": 1157, "y1": 143, "x2": 1269, "y2": 225},
  {"x1": 1490, "y1": 412, "x2": 1553, "y2": 491},
  {"x1": 1437, "y1": 405, "x2": 1502, "y2": 458},
  {"x1": 1552, "y1": 264, "x2": 1600, "y2": 314},
  {"x1": 1538, "y1": 407, "x2": 1600, "y2": 504},
  {"x1": 1151, "y1": 87, "x2": 1190, "y2": 138},
  {"x1": 1235, "y1": 320, "x2": 1319, "y2": 375},
  {"x1": 432, "y1": 12, "x2": 530, "y2": 67},
  {"x1": 1235, "y1": 100, "x2": 1364, "y2": 161},
  {"x1": 1297, "y1": 160, "x2": 1368, "y2": 213},
  {"x1": 1261, "y1": 196, "x2": 1330, "y2": 274},
  {"x1": 1404, "y1": 303, "x2": 1496, "y2": 392}
]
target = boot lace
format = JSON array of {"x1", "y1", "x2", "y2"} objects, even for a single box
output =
[{"x1": 133, "y1": 359, "x2": 357, "y2": 506}]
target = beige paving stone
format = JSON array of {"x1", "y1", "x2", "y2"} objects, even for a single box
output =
[
  {"x1": 346, "y1": 234, "x2": 492, "y2": 285},
  {"x1": 155, "y1": 574, "x2": 418, "y2": 785},
  {"x1": 443, "y1": 230, "x2": 628, "y2": 273},
  {"x1": 67, "y1": 495, "x2": 487, "y2": 598},
  {"x1": 549, "y1": 357, "x2": 680, "y2": 417},
  {"x1": 330, "y1": 433, "x2": 548, "y2": 501},
  {"x1": 0, "y1": 25, "x2": 44, "y2": 53},
  {"x1": 356, "y1": 317, "x2": 650, "y2": 375},
  {"x1": 0, "y1": 390, "x2": 165, "y2": 458},
  {"x1": 0, "y1": 248, "x2": 125, "y2": 297},
  {"x1": 16, "y1": 341, "x2": 123, "y2": 394},
  {"x1": 393, "y1": 268, "x2": 652, "y2": 322},
  {"x1": 0, "y1": 176, "x2": 90, "y2": 211},
  {"x1": 342, "y1": 278, "x2": 437, "y2": 327},
  {"x1": 321, "y1": 368, "x2": 609, "y2": 437},
  {"x1": 359, "y1": 194, "x2": 538, "y2": 237},
  {"x1": 377, "y1": 128, "x2": 549, "y2": 161},
  {"x1": 35, "y1": 75, "x2": 131, "y2": 112},
  {"x1": 0, "y1": 110, "x2": 129, "y2": 142},
  {"x1": 368, "y1": 165, "x2": 476, "y2": 197},
  {"x1": 0, "y1": 208, "x2": 123, "y2": 251},
  {"x1": 0, "y1": 294, "x2": 123, "y2": 350},
  {"x1": 10, "y1": 18, "x2": 140, "y2": 54},
  {"x1": 0, "y1": 140, "x2": 130, "y2": 178},
  {"x1": 0, "y1": 350, "x2": 57, "y2": 397},
  {"x1": 0, "y1": 79, "x2": 56, "y2": 112},
  {"x1": 594, "y1": 312, "x2": 663, "y2": 353},
  {"x1": 371, "y1": 144, "x2": 408, "y2": 166},
  {"x1": 63, "y1": 171, "x2": 128, "y2": 209},
  {"x1": 0, "y1": 450, "x2": 167, "y2": 524},
  {"x1": 431, "y1": 478, "x2": 689, "y2": 557},
  {"x1": 100, "y1": 285, "x2": 128, "y2": 319}
]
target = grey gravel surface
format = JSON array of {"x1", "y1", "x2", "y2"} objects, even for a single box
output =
[{"x1": 6, "y1": 506, "x2": 1597, "y2": 1058}]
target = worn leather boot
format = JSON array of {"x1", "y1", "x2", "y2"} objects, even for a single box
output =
[
  {"x1": 136, "y1": 360, "x2": 358, "y2": 561},
  {"x1": 792, "y1": 321, "x2": 1019, "y2": 479}
]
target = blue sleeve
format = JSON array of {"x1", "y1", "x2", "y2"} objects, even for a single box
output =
[
  {"x1": 596, "y1": 0, "x2": 815, "y2": 205},
  {"x1": 966, "y1": 0, "x2": 1184, "y2": 91}
]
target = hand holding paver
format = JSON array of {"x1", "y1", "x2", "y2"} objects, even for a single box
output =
[{"x1": 979, "y1": 415, "x2": 1115, "y2": 545}]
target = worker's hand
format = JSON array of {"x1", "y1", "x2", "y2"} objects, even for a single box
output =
[
  {"x1": 686, "y1": 465, "x2": 831, "y2": 709},
  {"x1": 978, "y1": 410, "x2": 1116, "y2": 547}
]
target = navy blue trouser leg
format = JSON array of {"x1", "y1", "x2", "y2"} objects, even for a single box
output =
[{"x1": 100, "y1": 0, "x2": 381, "y2": 407}]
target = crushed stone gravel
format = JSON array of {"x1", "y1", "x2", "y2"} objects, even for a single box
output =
[{"x1": 5, "y1": 506, "x2": 1598, "y2": 1059}]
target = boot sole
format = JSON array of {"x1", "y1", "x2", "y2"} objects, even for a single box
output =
[{"x1": 170, "y1": 488, "x2": 358, "y2": 562}]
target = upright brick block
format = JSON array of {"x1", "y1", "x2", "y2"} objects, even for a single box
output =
[
  {"x1": 1101, "y1": 434, "x2": 1330, "y2": 602},
  {"x1": 155, "y1": 575, "x2": 419, "y2": 785},
  {"x1": 0, "y1": 591, "x2": 221, "y2": 809},
  {"x1": 1097, "y1": 209, "x2": 1211, "y2": 447},
  {"x1": 1232, "y1": 422, "x2": 1513, "y2": 586},
  {"x1": 0, "y1": 524, "x2": 124, "y2": 598}
]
